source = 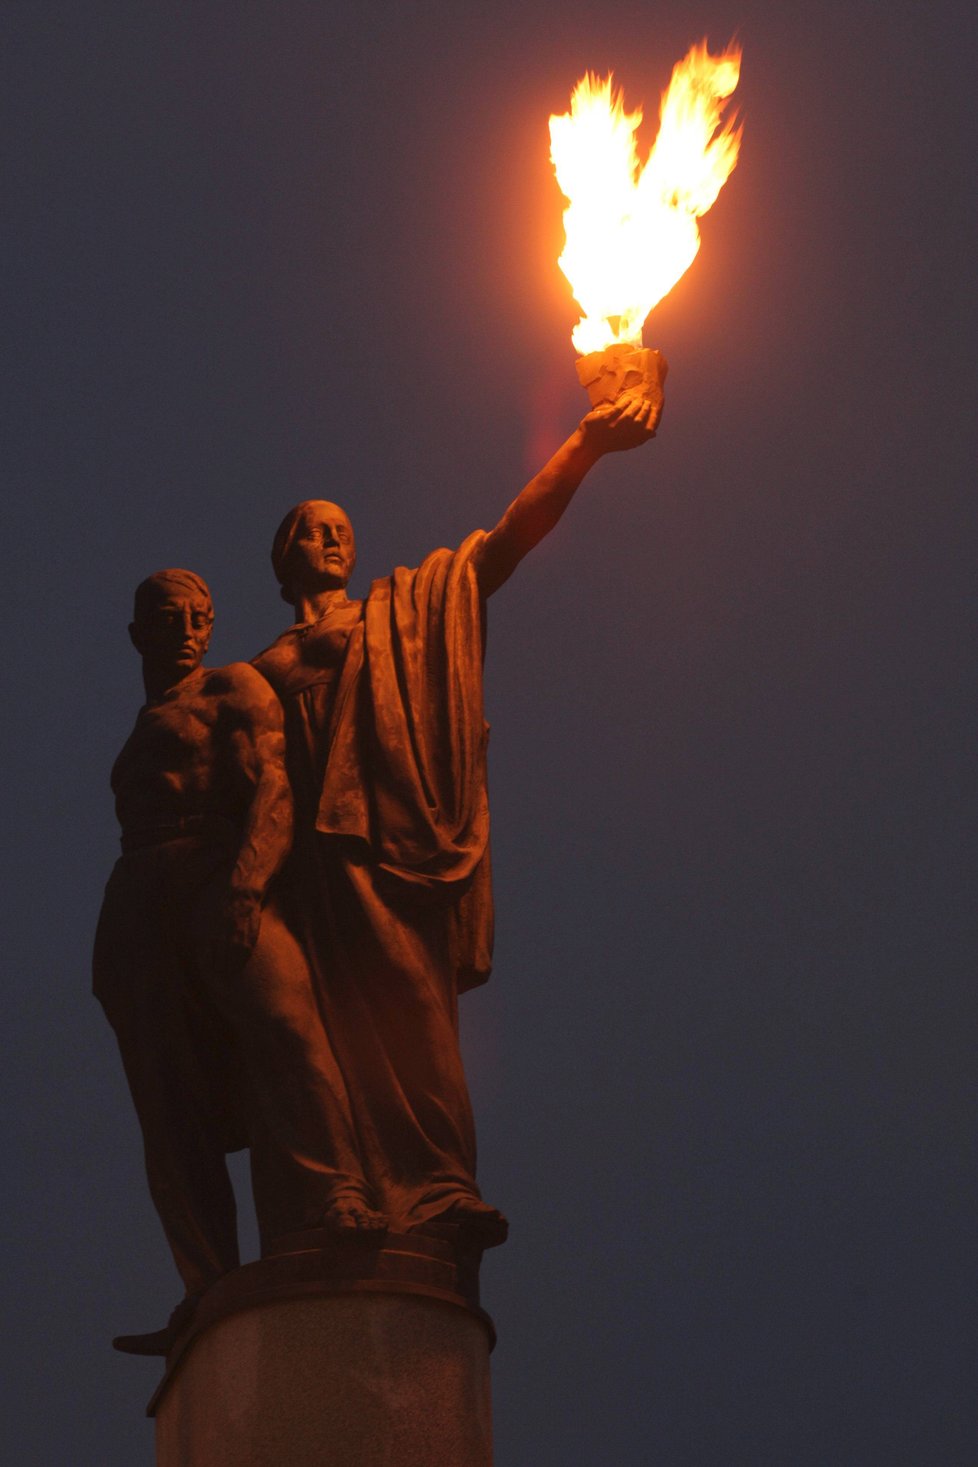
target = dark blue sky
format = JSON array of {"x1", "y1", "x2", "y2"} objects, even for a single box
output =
[{"x1": 3, "y1": 3, "x2": 975, "y2": 1463}]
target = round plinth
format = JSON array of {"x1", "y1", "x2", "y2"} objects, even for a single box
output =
[{"x1": 151, "y1": 1232, "x2": 494, "y2": 1467}]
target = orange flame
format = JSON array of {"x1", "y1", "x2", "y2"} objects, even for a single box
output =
[{"x1": 549, "y1": 41, "x2": 743, "y2": 353}]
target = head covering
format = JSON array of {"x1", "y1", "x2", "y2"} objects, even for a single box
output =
[
  {"x1": 271, "y1": 503, "x2": 312, "y2": 601},
  {"x1": 133, "y1": 569, "x2": 214, "y2": 624}
]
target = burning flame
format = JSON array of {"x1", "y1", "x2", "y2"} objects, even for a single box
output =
[{"x1": 549, "y1": 41, "x2": 743, "y2": 354}]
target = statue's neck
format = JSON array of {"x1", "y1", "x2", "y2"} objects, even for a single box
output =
[
  {"x1": 293, "y1": 588, "x2": 350, "y2": 626},
  {"x1": 142, "y1": 662, "x2": 205, "y2": 705}
]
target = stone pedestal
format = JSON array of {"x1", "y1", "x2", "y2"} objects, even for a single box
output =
[{"x1": 150, "y1": 1230, "x2": 494, "y2": 1467}]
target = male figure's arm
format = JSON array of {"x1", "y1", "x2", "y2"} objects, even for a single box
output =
[
  {"x1": 206, "y1": 663, "x2": 293, "y2": 971},
  {"x1": 473, "y1": 394, "x2": 660, "y2": 599}
]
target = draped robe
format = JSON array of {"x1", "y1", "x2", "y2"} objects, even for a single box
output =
[{"x1": 253, "y1": 531, "x2": 494, "y2": 1231}]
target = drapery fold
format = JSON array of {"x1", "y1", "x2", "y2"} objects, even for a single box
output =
[{"x1": 316, "y1": 530, "x2": 493, "y2": 989}]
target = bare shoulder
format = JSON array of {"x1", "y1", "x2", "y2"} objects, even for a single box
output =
[{"x1": 204, "y1": 663, "x2": 284, "y2": 725}]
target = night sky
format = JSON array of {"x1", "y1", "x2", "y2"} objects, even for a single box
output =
[{"x1": 3, "y1": 3, "x2": 975, "y2": 1463}]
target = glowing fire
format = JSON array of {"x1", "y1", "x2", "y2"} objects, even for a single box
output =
[{"x1": 549, "y1": 41, "x2": 743, "y2": 354}]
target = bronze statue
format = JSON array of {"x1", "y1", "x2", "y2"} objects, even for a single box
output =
[
  {"x1": 94, "y1": 570, "x2": 384, "y2": 1353},
  {"x1": 97, "y1": 392, "x2": 660, "y2": 1353},
  {"x1": 252, "y1": 397, "x2": 660, "y2": 1244}
]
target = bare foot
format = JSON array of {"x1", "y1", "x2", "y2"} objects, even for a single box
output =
[
  {"x1": 322, "y1": 1198, "x2": 388, "y2": 1236},
  {"x1": 112, "y1": 1292, "x2": 201, "y2": 1355}
]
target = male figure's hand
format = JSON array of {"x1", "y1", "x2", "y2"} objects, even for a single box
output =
[
  {"x1": 580, "y1": 393, "x2": 662, "y2": 455},
  {"x1": 195, "y1": 884, "x2": 263, "y2": 974}
]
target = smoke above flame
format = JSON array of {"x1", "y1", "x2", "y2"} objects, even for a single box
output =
[{"x1": 549, "y1": 41, "x2": 743, "y2": 354}]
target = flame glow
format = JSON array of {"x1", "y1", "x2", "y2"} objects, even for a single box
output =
[{"x1": 549, "y1": 41, "x2": 743, "y2": 354}]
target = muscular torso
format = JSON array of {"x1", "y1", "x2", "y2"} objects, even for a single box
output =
[{"x1": 112, "y1": 663, "x2": 266, "y2": 839}]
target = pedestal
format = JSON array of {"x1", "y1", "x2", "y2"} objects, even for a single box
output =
[{"x1": 151, "y1": 1230, "x2": 494, "y2": 1467}]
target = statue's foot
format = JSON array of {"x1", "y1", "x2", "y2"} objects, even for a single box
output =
[
  {"x1": 437, "y1": 1198, "x2": 509, "y2": 1249},
  {"x1": 322, "y1": 1198, "x2": 388, "y2": 1236},
  {"x1": 112, "y1": 1292, "x2": 200, "y2": 1356}
]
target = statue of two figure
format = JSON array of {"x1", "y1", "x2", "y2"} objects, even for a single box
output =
[{"x1": 94, "y1": 392, "x2": 661, "y2": 1353}]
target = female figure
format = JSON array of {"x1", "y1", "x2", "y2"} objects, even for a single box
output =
[{"x1": 253, "y1": 396, "x2": 659, "y2": 1243}]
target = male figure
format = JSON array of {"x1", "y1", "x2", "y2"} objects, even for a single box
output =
[
  {"x1": 253, "y1": 393, "x2": 660, "y2": 1245},
  {"x1": 94, "y1": 570, "x2": 382, "y2": 1353}
]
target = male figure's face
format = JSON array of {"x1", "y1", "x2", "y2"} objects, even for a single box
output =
[
  {"x1": 288, "y1": 501, "x2": 356, "y2": 594},
  {"x1": 129, "y1": 587, "x2": 214, "y2": 685}
]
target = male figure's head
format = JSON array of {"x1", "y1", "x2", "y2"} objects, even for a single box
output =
[
  {"x1": 271, "y1": 501, "x2": 356, "y2": 608},
  {"x1": 129, "y1": 569, "x2": 214, "y2": 697}
]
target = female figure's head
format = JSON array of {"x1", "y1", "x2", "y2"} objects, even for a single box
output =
[{"x1": 271, "y1": 500, "x2": 356, "y2": 608}]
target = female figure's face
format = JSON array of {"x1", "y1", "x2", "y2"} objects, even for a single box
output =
[{"x1": 287, "y1": 501, "x2": 356, "y2": 594}]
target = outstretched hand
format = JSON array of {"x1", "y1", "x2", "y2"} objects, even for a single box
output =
[
  {"x1": 580, "y1": 392, "x2": 663, "y2": 456},
  {"x1": 194, "y1": 883, "x2": 263, "y2": 975}
]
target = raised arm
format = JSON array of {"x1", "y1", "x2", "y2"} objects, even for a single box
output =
[{"x1": 473, "y1": 393, "x2": 661, "y2": 598}]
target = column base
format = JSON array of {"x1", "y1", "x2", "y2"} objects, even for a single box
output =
[{"x1": 151, "y1": 1230, "x2": 494, "y2": 1467}]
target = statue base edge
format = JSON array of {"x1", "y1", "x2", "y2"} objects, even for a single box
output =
[{"x1": 147, "y1": 1229, "x2": 495, "y2": 1418}]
